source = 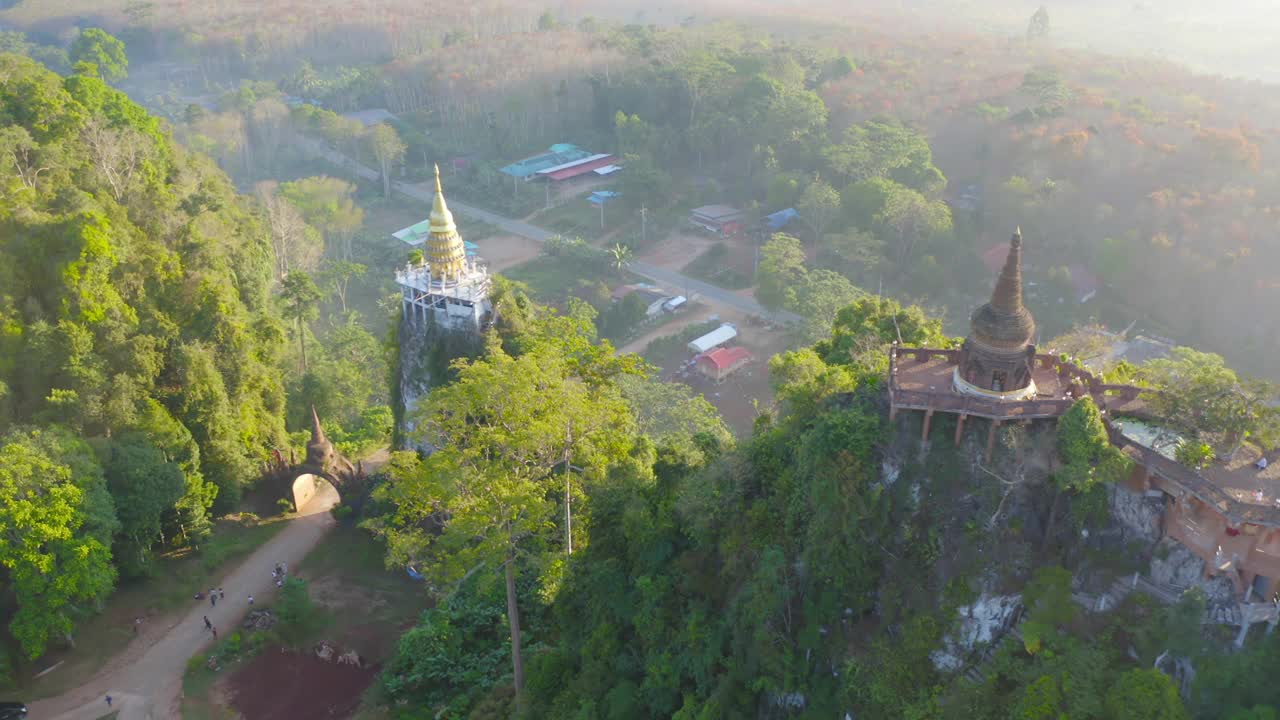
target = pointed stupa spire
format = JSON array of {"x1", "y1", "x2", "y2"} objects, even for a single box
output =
[
  {"x1": 968, "y1": 227, "x2": 1036, "y2": 350},
  {"x1": 310, "y1": 406, "x2": 328, "y2": 446},
  {"x1": 425, "y1": 164, "x2": 467, "y2": 279},
  {"x1": 990, "y1": 227, "x2": 1025, "y2": 314},
  {"x1": 428, "y1": 164, "x2": 456, "y2": 235}
]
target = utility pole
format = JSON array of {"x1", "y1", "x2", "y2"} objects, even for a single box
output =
[
  {"x1": 640, "y1": 205, "x2": 648, "y2": 245},
  {"x1": 599, "y1": 199, "x2": 605, "y2": 230},
  {"x1": 564, "y1": 421, "x2": 573, "y2": 555},
  {"x1": 544, "y1": 180, "x2": 550, "y2": 210}
]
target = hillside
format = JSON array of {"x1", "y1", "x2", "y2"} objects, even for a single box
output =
[{"x1": 0, "y1": 53, "x2": 289, "y2": 671}]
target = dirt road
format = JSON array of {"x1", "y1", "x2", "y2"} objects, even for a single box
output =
[{"x1": 27, "y1": 482, "x2": 341, "y2": 720}]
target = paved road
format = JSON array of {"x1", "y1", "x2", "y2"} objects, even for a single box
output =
[
  {"x1": 28, "y1": 484, "x2": 340, "y2": 720},
  {"x1": 301, "y1": 140, "x2": 800, "y2": 324}
]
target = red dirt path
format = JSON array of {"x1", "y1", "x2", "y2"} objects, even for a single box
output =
[{"x1": 228, "y1": 650, "x2": 377, "y2": 720}]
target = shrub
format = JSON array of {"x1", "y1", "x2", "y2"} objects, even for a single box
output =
[
  {"x1": 1175, "y1": 441, "x2": 1214, "y2": 469},
  {"x1": 275, "y1": 577, "x2": 320, "y2": 645}
]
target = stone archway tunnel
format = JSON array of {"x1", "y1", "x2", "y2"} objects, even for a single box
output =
[{"x1": 290, "y1": 472, "x2": 341, "y2": 515}]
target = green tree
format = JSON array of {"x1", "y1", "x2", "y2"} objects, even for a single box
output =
[
  {"x1": 1056, "y1": 397, "x2": 1132, "y2": 492},
  {"x1": 614, "y1": 111, "x2": 653, "y2": 156},
  {"x1": 1104, "y1": 669, "x2": 1189, "y2": 720},
  {"x1": 616, "y1": 373, "x2": 732, "y2": 455},
  {"x1": 103, "y1": 434, "x2": 185, "y2": 576},
  {"x1": 1014, "y1": 675, "x2": 1066, "y2": 720},
  {"x1": 814, "y1": 296, "x2": 949, "y2": 371},
  {"x1": 0, "y1": 429, "x2": 117, "y2": 658},
  {"x1": 1054, "y1": 397, "x2": 1132, "y2": 534},
  {"x1": 69, "y1": 28, "x2": 128, "y2": 83},
  {"x1": 1175, "y1": 441, "x2": 1215, "y2": 469},
  {"x1": 876, "y1": 183, "x2": 953, "y2": 266},
  {"x1": 674, "y1": 53, "x2": 735, "y2": 128},
  {"x1": 798, "y1": 176, "x2": 841, "y2": 243},
  {"x1": 280, "y1": 271, "x2": 321, "y2": 373},
  {"x1": 375, "y1": 343, "x2": 634, "y2": 710},
  {"x1": 1019, "y1": 566, "x2": 1077, "y2": 655},
  {"x1": 368, "y1": 122, "x2": 406, "y2": 199},
  {"x1": 824, "y1": 120, "x2": 943, "y2": 192},
  {"x1": 822, "y1": 227, "x2": 884, "y2": 282},
  {"x1": 317, "y1": 260, "x2": 367, "y2": 314},
  {"x1": 792, "y1": 269, "x2": 864, "y2": 343},
  {"x1": 755, "y1": 233, "x2": 807, "y2": 310},
  {"x1": 1140, "y1": 348, "x2": 1280, "y2": 452},
  {"x1": 279, "y1": 176, "x2": 364, "y2": 259},
  {"x1": 608, "y1": 242, "x2": 634, "y2": 275}
]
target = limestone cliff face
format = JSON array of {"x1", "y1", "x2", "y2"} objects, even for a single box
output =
[
  {"x1": 393, "y1": 313, "x2": 484, "y2": 451},
  {"x1": 1105, "y1": 484, "x2": 1165, "y2": 544},
  {"x1": 1149, "y1": 538, "x2": 1237, "y2": 604}
]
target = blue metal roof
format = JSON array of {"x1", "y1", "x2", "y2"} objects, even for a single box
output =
[
  {"x1": 765, "y1": 207, "x2": 798, "y2": 230},
  {"x1": 500, "y1": 144, "x2": 593, "y2": 179}
]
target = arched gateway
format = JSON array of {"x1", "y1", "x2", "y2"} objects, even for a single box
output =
[{"x1": 264, "y1": 408, "x2": 364, "y2": 512}]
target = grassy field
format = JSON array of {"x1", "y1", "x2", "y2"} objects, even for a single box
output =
[
  {"x1": 534, "y1": 200, "x2": 606, "y2": 240},
  {"x1": 21, "y1": 515, "x2": 290, "y2": 700},
  {"x1": 682, "y1": 241, "x2": 753, "y2": 289}
]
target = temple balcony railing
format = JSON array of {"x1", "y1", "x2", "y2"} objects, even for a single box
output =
[
  {"x1": 889, "y1": 342, "x2": 1280, "y2": 528},
  {"x1": 1117, "y1": 433, "x2": 1280, "y2": 529}
]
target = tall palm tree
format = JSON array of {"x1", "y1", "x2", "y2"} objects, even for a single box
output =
[{"x1": 609, "y1": 243, "x2": 634, "y2": 275}]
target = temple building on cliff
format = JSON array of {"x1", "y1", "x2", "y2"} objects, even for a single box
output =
[
  {"x1": 392, "y1": 166, "x2": 493, "y2": 447},
  {"x1": 890, "y1": 228, "x2": 1280, "y2": 617},
  {"x1": 394, "y1": 165, "x2": 492, "y2": 332}
]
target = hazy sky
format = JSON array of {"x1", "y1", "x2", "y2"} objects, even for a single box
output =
[
  {"x1": 884, "y1": 0, "x2": 1280, "y2": 82},
  {"x1": 605, "y1": 0, "x2": 1280, "y2": 83}
]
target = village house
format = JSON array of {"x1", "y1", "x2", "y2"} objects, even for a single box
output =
[{"x1": 696, "y1": 346, "x2": 752, "y2": 384}]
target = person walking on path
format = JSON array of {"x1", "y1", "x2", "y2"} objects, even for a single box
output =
[
  {"x1": 218, "y1": 587, "x2": 225, "y2": 600},
  {"x1": 105, "y1": 695, "x2": 112, "y2": 708},
  {"x1": 203, "y1": 616, "x2": 212, "y2": 631},
  {"x1": 248, "y1": 594, "x2": 254, "y2": 606},
  {"x1": 210, "y1": 591, "x2": 217, "y2": 607},
  {"x1": 211, "y1": 626, "x2": 218, "y2": 640}
]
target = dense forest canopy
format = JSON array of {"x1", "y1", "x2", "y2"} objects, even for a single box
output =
[{"x1": 0, "y1": 52, "x2": 294, "y2": 668}]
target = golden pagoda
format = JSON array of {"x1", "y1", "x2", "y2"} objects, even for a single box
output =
[{"x1": 426, "y1": 164, "x2": 467, "y2": 279}]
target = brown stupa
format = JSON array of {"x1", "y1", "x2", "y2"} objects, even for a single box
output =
[
  {"x1": 305, "y1": 406, "x2": 336, "y2": 470},
  {"x1": 956, "y1": 228, "x2": 1038, "y2": 395}
]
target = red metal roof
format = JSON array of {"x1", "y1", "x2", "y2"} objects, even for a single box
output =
[
  {"x1": 542, "y1": 155, "x2": 618, "y2": 182},
  {"x1": 698, "y1": 346, "x2": 752, "y2": 371}
]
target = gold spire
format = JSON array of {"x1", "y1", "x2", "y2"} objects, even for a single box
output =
[
  {"x1": 429, "y1": 164, "x2": 456, "y2": 235},
  {"x1": 426, "y1": 164, "x2": 467, "y2": 278}
]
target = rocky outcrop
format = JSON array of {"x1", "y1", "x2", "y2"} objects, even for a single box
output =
[
  {"x1": 931, "y1": 593, "x2": 1022, "y2": 672},
  {"x1": 1107, "y1": 483, "x2": 1165, "y2": 543},
  {"x1": 395, "y1": 312, "x2": 484, "y2": 450},
  {"x1": 1148, "y1": 538, "x2": 1236, "y2": 605}
]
